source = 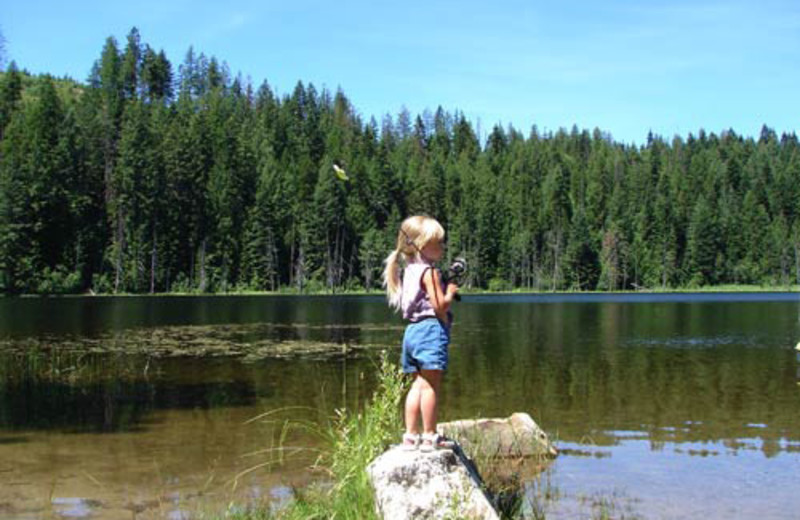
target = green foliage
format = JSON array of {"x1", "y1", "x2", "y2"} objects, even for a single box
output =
[
  {"x1": 488, "y1": 277, "x2": 512, "y2": 292},
  {"x1": 0, "y1": 62, "x2": 23, "y2": 138},
  {"x1": 2, "y1": 29, "x2": 800, "y2": 294},
  {"x1": 687, "y1": 196, "x2": 719, "y2": 285},
  {"x1": 36, "y1": 266, "x2": 81, "y2": 294}
]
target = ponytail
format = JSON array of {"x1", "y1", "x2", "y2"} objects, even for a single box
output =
[
  {"x1": 383, "y1": 215, "x2": 444, "y2": 311},
  {"x1": 383, "y1": 249, "x2": 402, "y2": 311}
]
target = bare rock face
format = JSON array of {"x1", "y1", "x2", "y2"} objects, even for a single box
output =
[
  {"x1": 366, "y1": 445, "x2": 500, "y2": 520},
  {"x1": 438, "y1": 413, "x2": 558, "y2": 459},
  {"x1": 367, "y1": 413, "x2": 555, "y2": 519}
]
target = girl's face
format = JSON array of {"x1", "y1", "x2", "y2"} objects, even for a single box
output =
[{"x1": 421, "y1": 237, "x2": 444, "y2": 262}]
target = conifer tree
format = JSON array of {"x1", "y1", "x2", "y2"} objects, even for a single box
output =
[
  {"x1": 0, "y1": 61, "x2": 22, "y2": 140},
  {"x1": 687, "y1": 195, "x2": 719, "y2": 285},
  {"x1": 113, "y1": 100, "x2": 155, "y2": 291},
  {"x1": 3, "y1": 28, "x2": 800, "y2": 294},
  {"x1": 565, "y1": 207, "x2": 598, "y2": 290},
  {"x1": 0, "y1": 77, "x2": 74, "y2": 292},
  {"x1": 120, "y1": 28, "x2": 142, "y2": 100}
]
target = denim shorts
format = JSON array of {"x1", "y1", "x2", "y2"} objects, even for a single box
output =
[{"x1": 401, "y1": 318, "x2": 450, "y2": 373}]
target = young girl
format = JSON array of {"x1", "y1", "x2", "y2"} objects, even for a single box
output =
[{"x1": 383, "y1": 215, "x2": 459, "y2": 451}]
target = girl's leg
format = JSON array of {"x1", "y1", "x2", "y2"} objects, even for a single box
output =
[
  {"x1": 404, "y1": 374, "x2": 422, "y2": 434},
  {"x1": 417, "y1": 369, "x2": 442, "y2": 434}
]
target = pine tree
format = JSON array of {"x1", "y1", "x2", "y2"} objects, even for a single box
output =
[
  {"x1": 0, "y1": 77, "x2": 74, "y2": 292},
  {"x1": 113, "y1": 100, "x2": 156, "y2": 291},
  {"x1": 541, "y1": 156, "x2": 571, "y2": 289},
  {"x1": 565, "y1": 207, "x2": 599, "y2": 290},
  {"x1": 120, "y1": 27, "x2": 142, "y2": 101},
  {"x1": 0, "y1": 61, "x2": 22, "y2": 140},
  {"x1": 598, "y1": 225, "x2": 624, "y2": 291},
  {"x1": 161, "y1": 97, "x2": 211, "y2": 290},
  {"x1": 687, "y1": 195, "x2": 719, "y2": 285},
  {"x1": 242, "y1": 151, "x2": 282, "y2": 290},
  {"x1": 72, "y1": 81, "x2": 109, "y2": 290},
  {"x1": 141, "y1": 46, "x2": 173, "y2": 103},
  {"x1": 359, "y1": 227, "x2": 387, "y2": 291}
]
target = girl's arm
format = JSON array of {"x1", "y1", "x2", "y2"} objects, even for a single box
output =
[{"x1": 422, "y1": 268, "x2": 458, "y2": 323}]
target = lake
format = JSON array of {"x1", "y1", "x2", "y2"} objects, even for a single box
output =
[{"x1": 1, "y1": 293, "x2": 799, "y2": 519}]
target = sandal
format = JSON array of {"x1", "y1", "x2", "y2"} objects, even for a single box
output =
[
  {"x1": 401, "y1": 432, "x2": 420, "y2": 451},
  {"x1": 420, "y1": 432, "x2": 456, "y2": 452}
]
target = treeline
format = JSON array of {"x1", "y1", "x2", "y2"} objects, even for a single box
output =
[{"x1": 1, "y1": 28, "x2": 799, "y2": 295}]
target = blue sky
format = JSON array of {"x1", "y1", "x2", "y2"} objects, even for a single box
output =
[{"x1": 3, "y1": 0, "x2": 799, "y2": 144}]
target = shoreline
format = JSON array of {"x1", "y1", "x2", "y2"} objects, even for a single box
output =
[{"x1": 5, "y1": 284, "x2": 800, "y2": 298}]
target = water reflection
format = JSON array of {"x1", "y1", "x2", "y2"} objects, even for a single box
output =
[
  {"x1": 0, "y1": 354, "x2": 369, "y2": 519},
  {"x1": 796, "y1": 352, "x2": 800, "y2": 383},
  {"x1": 1, "y1": 294, "x2": 800, "y2": 518},
  {"x1": 445, "y1": 298, "x2": 800, "y2": 458},
  {"x1": 50, "y1": 497, "x2": 100, "y2": 518},
  {"x1": 0, "y1": 295, "x2": 395, "y2": 339}
]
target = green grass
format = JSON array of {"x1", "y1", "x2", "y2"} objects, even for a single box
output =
[{"x1": 215, "y1": 352, "x2": 405, "y2": 520}]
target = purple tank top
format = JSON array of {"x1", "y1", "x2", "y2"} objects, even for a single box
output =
[{"x1": 401, "y1": 261, "x2": 438, "y2": 322}]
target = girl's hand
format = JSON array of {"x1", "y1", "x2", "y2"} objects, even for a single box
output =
[
  {"x1": 423, "y1": 268, "x2": 456, "y2": 323},
  {"x1": 446, "y1": 283, "x2": 459, "y2": 297}
]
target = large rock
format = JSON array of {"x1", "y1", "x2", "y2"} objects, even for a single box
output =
[
  {"x1": 367, "y1": 444, "x2": 500, "y2": 520},
  {"x1": 438, "y1": 412, "x2": 558, "y2": 459}
]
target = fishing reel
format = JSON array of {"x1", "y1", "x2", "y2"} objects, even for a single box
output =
[
  {"x1": 444, "y1": 257, "x2": 467, "y2": 301},
  {"x1": 446, "y1": 257, "x2": 467, "y2": 285}
]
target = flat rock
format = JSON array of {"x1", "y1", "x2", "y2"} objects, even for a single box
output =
[
  {"x1": 438, "y1": 412, "x2": 558, "y2": 459},
  {"x1": 367, "y1": 444, "x2": 499, "y2": 520}
]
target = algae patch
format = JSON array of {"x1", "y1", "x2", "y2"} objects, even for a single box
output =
[{"x1": 0, "y1": 322, "x2": 401, "y2": 361}]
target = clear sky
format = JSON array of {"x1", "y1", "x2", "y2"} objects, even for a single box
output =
[{"x1": 3, "y1": 0, "x2": 799, "y2": 145}]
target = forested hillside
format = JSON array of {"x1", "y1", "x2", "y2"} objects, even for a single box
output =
[{"x1": 1, "y1": 28, "x2": 799, "y2": 294}]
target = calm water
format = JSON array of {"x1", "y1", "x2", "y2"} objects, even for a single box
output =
[{"x1": 1, "y1": 294, "x2": 800, "y2": 519}]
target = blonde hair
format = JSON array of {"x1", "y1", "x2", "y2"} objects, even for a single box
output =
[{"x1": 383, "y1": 215, "x2": 445, "y2": 311}]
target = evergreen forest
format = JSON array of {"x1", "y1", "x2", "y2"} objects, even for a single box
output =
[{"x1": 1, "y1": 28, "x2": 799, "y2": 295}]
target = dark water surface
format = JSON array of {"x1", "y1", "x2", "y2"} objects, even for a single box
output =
[{"x1": 1, "y1": 294, "x2": 800, "y2": 519}]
